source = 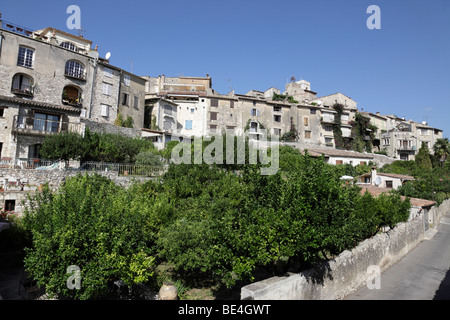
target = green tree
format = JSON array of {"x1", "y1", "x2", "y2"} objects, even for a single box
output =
[
  {"x1": 22, "y1": 174, "x2": 157, "y2": 300},
  {"x1": 39, "y1": 132, "x2": 83, "y2": 167},
  {"x1": 433, "y1": 138, "x2": 450, "y2": 167},
  {"x1": 415, "y1": 141, "x2": 432, "y2": 171}
]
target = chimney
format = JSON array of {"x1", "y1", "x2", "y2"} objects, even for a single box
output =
[
  {"x1": 376, "y1": 112, "x2": 380, "y2": 115},
  {"x1": 371, "y1": 167, "x2": 377, "y2": 186}
]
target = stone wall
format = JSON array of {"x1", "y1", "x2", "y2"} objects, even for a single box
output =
[
  {"x1": 0, "y1": 168, "x2": 153, "y2": 215},
  {"x1": 82, "y1": 119, "x2": 142, "y2": 138},
  {"x1": 240, "y1": 198, "x2": 450, "y2": 300}
]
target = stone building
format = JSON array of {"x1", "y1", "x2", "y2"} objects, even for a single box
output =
[{"x1": 0, "y1": 15, "x2": 147, "y2": 161}]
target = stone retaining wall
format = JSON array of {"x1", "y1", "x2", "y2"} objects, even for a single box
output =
[{"x1": 240, "y1": 198, "x2": 450, "y2": 300}]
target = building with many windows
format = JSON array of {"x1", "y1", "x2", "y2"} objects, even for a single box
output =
[{"x1": 0, "y1": 15, "x2": 147, "y2": 160}]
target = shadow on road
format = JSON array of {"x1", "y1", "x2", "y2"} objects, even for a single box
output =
[{"x1": 433, "y1": 268, "x2": 450, "y2": 300}]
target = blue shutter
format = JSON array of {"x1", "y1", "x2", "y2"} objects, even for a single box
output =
[{"x1": 185, "y1": 120, "x2": 192, "y2": 130}]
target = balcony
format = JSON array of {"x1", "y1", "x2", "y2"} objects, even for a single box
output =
[
  {"x1": 11, "y1": 84, "x2": 34, "y2": 97},
  {"x1": 12, "y1": 115, "x2": 83, "y2": 136},
  {"x1": 64, "y1": 71, "x2": 86, "y2": 81},
  {"x1": 397, "y1": 145, "x2": 416, "y2": 152},
  {"x1": 62, "y1": 97, "x2": 83, "y2": 108}
]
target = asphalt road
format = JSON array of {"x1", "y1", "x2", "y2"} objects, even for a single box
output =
[{"x1": 345, "y1": 212, "x2": 450, "y2": 300}]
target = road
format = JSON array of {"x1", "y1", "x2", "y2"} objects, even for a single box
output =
[{"x1": 345, "y1": 212, "x2": 450, "y2": 300}]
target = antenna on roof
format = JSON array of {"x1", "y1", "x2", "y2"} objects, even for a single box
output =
[{"x1": 77, "y1": 27, "x2": 85, "y2": 38}]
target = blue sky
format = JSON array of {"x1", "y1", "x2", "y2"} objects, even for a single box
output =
[{"x1": 2, "y1": 0, "x2": 449, "y2": 138}]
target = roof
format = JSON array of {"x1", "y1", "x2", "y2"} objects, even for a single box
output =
[
  {"x1": 305, "y1": 148, "x2": 374, "y2": 159},
  {"x1": 36, "y1": 27, "x2": 93, "y2": 44},
  {"x1": 359, "y1": 185, "x2": 436, "y2": 208},
  {"x1": 377, "y1": 172, "x2": 415, "y2": 180},
  {"x1": 0, "y1": 95, "x2": 82, "y2": 113}
]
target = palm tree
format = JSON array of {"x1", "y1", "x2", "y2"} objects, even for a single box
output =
[{"x1": 433, "y1": 138, "x2": 450, "y2": 166}]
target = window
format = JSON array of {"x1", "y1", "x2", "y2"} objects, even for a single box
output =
[
  {"x1": 360, "y1": 161, "x2": 367, "y2": 166},
  {"x1": 65, "y1": 60, "x2": 85, "y2": 80},
  {"x1": 325, "y1": 137, "x2": 333, "y2": 145},
  {"x1": 134, "y1": 96, "x2": 139, "y2": 109},
  {"x1": 274, "y1": 106, "x2": 282, "y2": 112},
  {"x1": 122, "y1": 93, "x2": 129, "y2": 106},
  {"x1": 386, "y1": 181, "x2": 393, "y2": 189},
  {"x1": 17, "y1": 46, "x2": 34, "y2": 68},
  {"x1": 274, "y1": 115, "x2": 281, "y2": 122},
  {"x1": 226, "y1": 126, "x2": 235, "y2": 130},
  {"x1": 102, "y1": 83, "x2": 112, "y2": 96},
  {"x1": 5, "y1": 200, "x2": 15, "y2": 212},
  {"x1": 305, "y1": 131, "x2": 312, "y2": 139},
  {"x1": 310, "y1": 108, "x2": 317, "y2": 115},
  {"x1": 28, "y1": 144, "x2": 41, "y2": 159},
  {"x1": 33, "y1": 113, "x2": 59, "y2": 132},
  {"x1": 210, "y1": 99, "x2": 218, "y2": 107},
  {"x1": 191, "y1": 108, "x2": 195, "y2": 114},
  {"x1": 185, "y1": 120, "x2": 193, "y2": 130},
  {"x1": 383, "y1": 138, "x2": 390, "y2": 146},
  {"x1": 250, "y1": 122, "x2": 258, "y2": 133},
  {"x1": 0, "y1": 108, "x2": 4, "y2": 117},
  {"x1": 0, "y1": 142, "x2": 2, "y2": 158},
  {"x1": 230, "y1": 101, "x2": 234, "y2": 108},
  {"x1": 336, "y1": 160, "x2": 344, "y2": 165},
  {"x1": 210, "y1": 125, "x2": 218, "y2": 132},
  {"x1": 101, "y1": 104, "x2": 110, "y2": 117},
  {"x1": 104, "y1": 67, "x2": 113, "y2": 78},
  {"x1": 62, "y1": 85, "x2": 82, "y2": 107},
  {"x1": 11, "y1": 74, "x2": 34, "y2": 96},
  {"x1": 304, "y1": 117, "x2": 309, "y2": 126},
  {"x1": 421, "y1": 128, "x2": 429, "y2": 136},
  {"x1": 60, "y1": 42, "x2": 78, "y2": 52},
  {"x1": 273, "y1": 128, "x2": 281, "y2": 136},
  {"x1": 210, "y1": 112, "x2": 218, "y2": 121},
  {"x1": 251, "y1": 109, "x2": 259, "y2": 117},
  {"x1": 325, "y1": 125, "x2": 333, "y2": 132},
  {"x1": 124, "y1": 75, "x2": 131, "y2": 86}
]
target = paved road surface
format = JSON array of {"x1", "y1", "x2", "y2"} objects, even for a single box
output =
[{"x1": 345, "y1": 212, "x2": 450, "y2": 300}]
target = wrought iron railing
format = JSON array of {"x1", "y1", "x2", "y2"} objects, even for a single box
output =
[
  {"x1": 12, "y1": 115, "x2": 84, "y2": 135},
  {"x1": 79, "y1": 162, "x2": 167, "y2": 177}
]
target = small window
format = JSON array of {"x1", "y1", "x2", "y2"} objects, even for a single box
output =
[
  {"x1": 304, "y1": 117, "x2": 309, "y2": 126},
  {"x1": 104, "y1": 67, "x2": 113, "y2": 78},
  {"x1": 0, "y1": 108, "x2": 4, "y2": 117},
  {"x1": 305, "y1": 131, "x2": 311, "y2": 139},
  {"x1": 185, "y1": 120, "x2": 193, "y2": 130},
  {"x1": 274, "y1": 115, "x2": 281, "y2": 122},
  {"x1": 325, "y1": 125, "x2": 333, "y2": 132},
  {"x1": 274, "y1": 106, "x2": 282, "y2": 112},
  {"x1": 210, "y1": 112, "x2": 218, "y2": 121},
  {"x1": 101, "y1": 104, "x2": 110, "y2": 117},
  {"x1": 17, "y1": 46, "x2": 34, "y2": 68},
  {"x1": 336, "y1": 160, "x2": 344, "y2": 165},
  {"x1": 122, "y1": 93, "x2": 129, "y2": 106},
  {"x1": 191, "y1": 108, "x2": 195, "y2": 114},
  {"x1": 386, "y1": 181, "x2": 393, "y2": 189},
  {"x1": 134, "y1": 96, "x2": 139, "y2": 109},
  {"x1": 210, "y1": 99, "x2": 218, "y2": 107},
  {"x1": 102, "y1": 83, "x2": 112, "y2": 96},
  {"x1": 11, "y1": 74, "x2": 34, "y2": 96},
  {"x1": 251, "y1": 109, "x2": 259, "y2": 117},
  {"x1": 65, "y1": 60, "x2": 85, "y2": 80},
  {"x1": 124, "y1": 75, "x2": 131, "y2": 86},
  {"x1": 60, "y1": 42, "x2": 78, "y2": 52},
  {"x1": 5, "y1": 200, "x2": 15, "y2": 212},
  {"x1": 273, "y1": 128, "x2": 281, "y2": 136},
  {"x1": 210, "y1": 124, "x2": 218, "y2": 132},
  {"x1": 230, "y1": 101, "x2": 234, "y2": 108},
  {"x1": 310, "y1": 108, "x2": 317, "y2": 114}
]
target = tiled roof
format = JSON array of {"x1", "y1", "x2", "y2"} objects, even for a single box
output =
[
  {"x1": 0, "y1": 95, "x2": 82, "y2": 113},
  {"x1": 359, "y1": 185, "x2": 436, "y2": 208},
  {"x1": 305, "y1": 148, "x2": 374, "y2": 159}
]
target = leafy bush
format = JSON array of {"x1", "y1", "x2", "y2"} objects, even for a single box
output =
[{"x1": 23, "y1": 174, "x2": 157, "y2": 300}]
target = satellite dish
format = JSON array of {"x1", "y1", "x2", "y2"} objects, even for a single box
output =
[
  {"x1": 374, "y1": 177, "x2": 382, "y2": 186},
  {"x1": 105, "y1": 52, "x2": 111, "y2": 60}
]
